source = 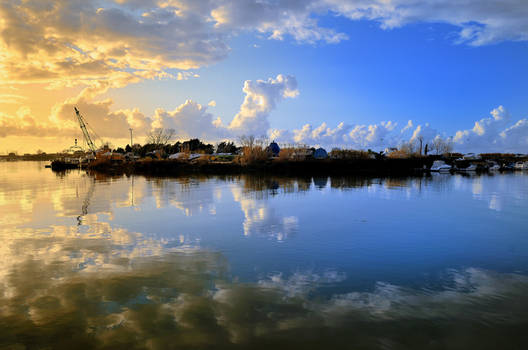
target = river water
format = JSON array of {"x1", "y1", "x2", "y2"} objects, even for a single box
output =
[{"x1": 1, "y1": 161, "x2": 528, "y2": 349}]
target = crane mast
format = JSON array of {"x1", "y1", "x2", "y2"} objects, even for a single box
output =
[{"x1": 74, "y1": 107, "x2": 97, "y2": 155}]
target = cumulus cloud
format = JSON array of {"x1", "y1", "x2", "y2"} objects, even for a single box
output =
[
  {"x1": 0, "y1": 106, "x2": 68, "y2": 138},
  {"x1": 1, "y1": 1, "x2": 527, "y2": 153},
  {"x1": 2, "y1": 0, "x2": 526, "y2": 92},
  {"x1": 2, "y1": 73, "x2": 528, "y2": 153},
  {"x1": 150, "y1": 100, "x2": 226, "y2": 141},
  {"x1": 211, "y1": 0, "x2": 528, "y2": 46},
  {"x1": 323, "y1": 0, "x2": 528, "y2": 46},
  {"x1": 211, "y1": 0, "x2": 348, "y2": 44},
  {"x1": 134, "y1": 74, "x2": 299, "y2": 143},
  {"x1": 278, "y1": 120, "x2": 407, "y2": 149},
  {"x1": 453, "y1": 105, "x2": 528, "y2": 153},
  {"x1": 51, "y1": 93, "x2": 150, "y2": 140},
  {"x1": 0, "y1": 0, "x2": 228, "y2": 90},
  {"x1": 228, "y1": 74, "x2": 298, "y2": 136},
  {"x1": 0, "y1": 74, "x2": 299, "y2": 145},
  {"x1": 267, "y1": 105, "x2": 528, "y2": 153}
]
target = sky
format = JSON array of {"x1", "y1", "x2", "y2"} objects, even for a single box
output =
[{"x1": 0, "y1": 0, "x2": 527, "y2": 154}]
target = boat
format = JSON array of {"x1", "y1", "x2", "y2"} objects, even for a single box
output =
[
  {"x1": 463, "y1": 153, "x2": 480, "y2": 160},
  {"x1": 487, "y1": 162, "x2": 500, "y2": 171},
  {"x1": 458, "y1": 163, "x2": 477, "y2": 172},
  {"x1": 51, "y1": 157, "x2": 80, "y2": 170},
  {"x1": 430, "y1": 160, "x2": 451, "y2": 172},
  {"x1": 514, "y1": 161, "x2": 528, "y2": 170}
]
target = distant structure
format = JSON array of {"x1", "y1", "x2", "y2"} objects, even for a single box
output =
[
  {"x1": 313, "y1": 147, "x2": 328, "y2": 159},
  {"x1": 267, "y1": 141, "x2": 281, "y2": 157},
  {"x1": 74, "y1": 107, "x2": 97, "y2": 156}
]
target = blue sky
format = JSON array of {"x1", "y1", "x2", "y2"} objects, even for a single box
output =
[
  {"x1": 106, "y1": 15, "x2": 528, "y2": 146},
  {"x1": 1, "y1": 0, "x2": 528, "y2": 152}
]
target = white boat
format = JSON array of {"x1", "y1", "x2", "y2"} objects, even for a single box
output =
[
  {"x1": 459, "y1": 163, "x2": 477, "y2": 172},
  {"x1": 430, "y1": 160, "x2": 451, "y2": 172},
  {"x1": 463, "y1": 153, "x2": 480, "y2": 160},
  {"x1": 514, "y1": 161, "x2": 528, "y2": 170},
  {"x1": 488, "y1": 163, "x2": 500, "y2": 171}
]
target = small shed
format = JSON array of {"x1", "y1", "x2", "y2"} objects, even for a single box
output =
[
  {"x1": 313, "y1": 147, "x2": 328, "y2": 159},
  {"x1": 267, "y1": 141, "x2": 281, "y2": 157}
]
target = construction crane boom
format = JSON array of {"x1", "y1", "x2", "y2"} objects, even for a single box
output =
[{"x1": 74, "y1": 107, "x2": 97, "y2": 155}]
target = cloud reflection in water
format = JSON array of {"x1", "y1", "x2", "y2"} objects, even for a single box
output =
[{"x1": 1, "y1": 163, "x2": 528, "y2": 348}]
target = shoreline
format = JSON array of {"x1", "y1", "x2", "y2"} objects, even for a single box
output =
[{"x1": 86, "y1": 157, "x2": 434, "y2": 177}]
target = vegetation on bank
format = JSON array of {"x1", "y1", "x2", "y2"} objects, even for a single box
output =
[
  {"x1": 90, "y1": 157, "x2": 433, "y2": 176},
  {"x1": 29, "y1": 129, "x2": 526, "y2": 175}
]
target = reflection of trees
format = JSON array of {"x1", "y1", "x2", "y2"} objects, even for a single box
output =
[
  {"x1": 240, "y1": 175, "x2": 312, "y2": 198},
  {"x1": 330, "y1": 176, "x2": 378, "y2": 190}
]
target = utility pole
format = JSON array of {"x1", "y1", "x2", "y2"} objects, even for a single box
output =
[{"x1": 129, "y1": 128, "x2": 133, "y2": 146}]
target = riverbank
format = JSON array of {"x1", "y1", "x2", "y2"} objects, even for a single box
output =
[{"x1": 87, "y1": 157, "x2": 433, "y2": 176}]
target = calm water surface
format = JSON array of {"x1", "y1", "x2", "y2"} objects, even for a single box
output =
[{"x1": 1, "y1": 161, "x2": 528, "y2": 349}]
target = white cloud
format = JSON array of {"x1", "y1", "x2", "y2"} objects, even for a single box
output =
[
  {"x1": 3, "y1": 0, "x2": 525, "y2": 92},
  {"x1": 150, "y1": 100, "x2": 227, "y2": 141},
  {"x1": 322, "y1": 0, "x2": 528, "y2": 46},
  {"x1": 283, "y1": 119, "x2": 414, "y2": 150},
  {"x1": 499, "y1": 119, "x2": 528, "y2": 152},
  {"x1": 453, "y1": 105, "x2": 514, "y2": 152},
  {"x1": 0, "y1": 106, "x2": 66, "y2": 138},
  {"x1": 147, "y1": 74, "x2": 299, "y2": 142},
  {"x1": 0, "y1": 0, "x2": 228, "y2": 89},
  {"x1": 271, "y1": 105, "x2": 527, "y2": 153},
  {"x1": 51, "y1": 94, "x2": 149, "y2": 140},
  {"x1": 2, "y1": 72, "x2": 527, "y2": 153},
  {"x1": 211, "y1": 0, "x2": 348, "y2": 44},
  {"x1": 228, "y1": 74, "x2": 299, "y2": 136},
  {"x1": 0, "y1": 74, "x2": 299, "y2": 144}
]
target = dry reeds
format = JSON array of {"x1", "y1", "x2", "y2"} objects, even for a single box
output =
[
  {"x1": 237, "y1": 135, "x2": 269, "y2": 165},
  {"x1": 329, "y1": 149, "x2": 371, "y2": 160},
  {"x1": 386, "y1": 149, "x2": 412, "y2": 159},
  {"x1": 278, "y1": 147, "x2": 311, "y2": 161}
]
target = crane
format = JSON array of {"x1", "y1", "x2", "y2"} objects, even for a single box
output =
[{"x1": 74, "y1": 107, "x2": 97, "y2": 155}]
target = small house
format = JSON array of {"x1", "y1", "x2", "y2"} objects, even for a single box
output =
[
  {"x1": 266, "y1": 141, "x2": 281, "y2": 157},
  {"x1": 313, "y1": 147, "x2": 328, "y2": 159}
]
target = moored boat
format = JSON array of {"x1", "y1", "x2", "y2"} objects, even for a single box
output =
[
  {"x1": 430, "y1": 160, "x2": 451, "y2": 172},
  {"x1": 458, "y1": 163, "x2": 477, "y2": 172},
  {"x1": 51, "y1": 157, "x2": 80, "y2": 170},
  {"x1": 514, "y1": 161, "x2": 528, "y2": 170},
  {"x1": 487, "y1": 162, "x2": 500, "y2": 171}
]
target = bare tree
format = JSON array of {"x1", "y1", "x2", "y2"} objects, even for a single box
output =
[
  {"x1": 238, "y1": 135, "x2": 256, "y2": 148},
  {"x1": 399, "y1": 139, "x2": 420, "y2": 156},
  {"x1": 238, "y1": 135, "x2": 268, "y2": 148},
  {"x1": 432, "y1": 136, "x2": 453, "y2": 155},
  {"x1": 147, "y1": 128, "x2": 175, "y2": 146},
  {"x1": 417, "y1": 136, "x2": 424, "y2": 155},
  {"x1": 237, "y1": 135, "x2": 269, "y2": 164}
]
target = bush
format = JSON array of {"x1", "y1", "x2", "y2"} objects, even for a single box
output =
[
  {"x1": 277, "y1": 147, "x2": 312, "y2": 161},
  {"x1": 386, "y1": 150, "x2": 411, "y2": 159},
  {"x1": 237, "y1": 136, "x2": 269, "y2": 165},
  {"x1": 330, "y1": 149, "x2": 371, "y2": 160}
]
